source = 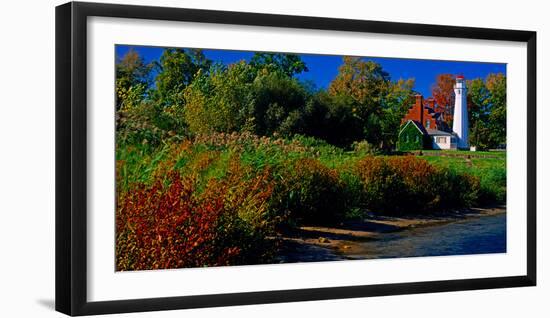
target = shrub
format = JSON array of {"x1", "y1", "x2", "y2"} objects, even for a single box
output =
[
  {"x1": 434, "y1": 169, "x2": 481, "y2": 208},
  {"x1": 388, "y1": 156, "x2": 442, "y2": 210},
  {"x1": 202, "y1": 160, "x2": 277, "y2": 264},
  {"x1": 116, "y1": 172, "x2": 230, "y2": 270},
  {"x1": 354, "y1": 156, "x2": 409, "y2": 213},
  {"x1": 215, "y1": 158, "x2": 278, "y2": 233},
  {"x1": 338, "y1": 170, "x2": 365, "y2": 219},
  {"x1": 354, "y1": 156, "x2": 481, "y2": 214},
  {"x1": 196, "y1": 131, "x2": 313, "y2": 153},
  {"x1": 116, "y1": 161, "x2": 276, "y2": 271},
  {"x1": 352, "y1": 140, "x2": 377, "y2": 155},
  {"x1": 116, "y1": 103, "x2": 166, "y2": 148},
  {"x1": 272, "y1": 158, "x2": 347, "y2": 225}
]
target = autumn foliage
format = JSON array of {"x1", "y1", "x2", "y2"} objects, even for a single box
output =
[
  {"x1": 116, "y1": 161, "x2": 275, "y2": 271},
  {"x1": 355, "y1": 156, "x2": 481, "y2": 214},
  {"x1": 431, "y1": 73, "x2": 456, "y2": 123}
]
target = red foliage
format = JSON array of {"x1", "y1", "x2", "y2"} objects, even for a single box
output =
[
  {"x1": 116, "y1": 172, "x2": 235, "y2": 270},
  {"x1": 116, "y1": 160, "x2": 276, "y2": 271},
  {"x1": 431, "y1": 74, "x2": 456, "y2": 123}
]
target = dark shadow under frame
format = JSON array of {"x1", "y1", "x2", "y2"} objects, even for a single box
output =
[{"x1": 55, "y1": 1, "x2": 536, "y2": 316}]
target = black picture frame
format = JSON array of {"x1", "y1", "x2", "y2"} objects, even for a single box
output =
[{"x1": 55, "y1": 1, "x2": 537, "y2": 316}]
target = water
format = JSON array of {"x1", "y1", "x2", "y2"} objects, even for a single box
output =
[{"x1": 348, "y1": 213, "x2": 506, "y2": 259}]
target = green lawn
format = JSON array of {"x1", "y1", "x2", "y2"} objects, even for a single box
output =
[
  {"x1": 420, "y1": 151, "x2": 506, "y2": 203},
  {"x1": 418, "y1": 149, "x2": 506, "y2": 158}
]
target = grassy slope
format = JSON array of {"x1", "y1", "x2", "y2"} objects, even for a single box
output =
[{"x1": 421, "y1": 152, "x2": 506, "y2": 202}]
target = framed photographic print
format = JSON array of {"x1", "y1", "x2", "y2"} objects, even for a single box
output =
[{"x1": 55, "y1": 1, "x2": 536, "y2": 316}]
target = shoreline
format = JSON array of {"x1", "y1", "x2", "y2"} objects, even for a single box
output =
[{"x1": 273, "y1": 205, "x2": 506, "y2": 263}]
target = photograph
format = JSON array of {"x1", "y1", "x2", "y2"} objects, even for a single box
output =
[
  {"x1": 114, "y1": 45, "x2": 507, "y2": 271},
  {"x1": 0, "y1": 0, "x2": 544, "y2": 316}
]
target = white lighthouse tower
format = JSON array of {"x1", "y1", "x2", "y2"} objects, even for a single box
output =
[{"x1": 452, "y1": 75, "x2": 469, "y2": 150}]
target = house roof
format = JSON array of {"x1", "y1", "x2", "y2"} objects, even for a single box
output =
[
  {"x1": 399, "y1": 120, "x2": 428, "y2": 136},
  {"x1": 427, "y1": 129, "x2": 453, "y2": 136}
]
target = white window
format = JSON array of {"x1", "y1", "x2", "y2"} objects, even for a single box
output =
[
  {"x1": 436, "y1": 136, "x2": 446, "y2": 143},
  {"x1": 426, "y1": 120, "x2": 431, "y2": 129}
]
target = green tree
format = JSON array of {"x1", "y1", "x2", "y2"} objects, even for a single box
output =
[
  {"x1": 486, "y1": 73, "x2": 506, "y2": 145},
  {"x1": 250, "y1": 71, "x2": 309, "y2": 136},
  {"x1": 184, "y1": 61, "x2": 313, "y2": 137},
  {"x1": 467, "y1": 73, "x2": 506, "y2": 149},
  {"x1": 115, "y1": 49, "x2": 152, "y2": 110},
  {"x1": 152, "y1": 48, "x2": 212, "y2": 108},
  {"x1": 467, "y1": 77, "x2": 490, "y2": 125},
  {"x1": 327, "y1": 57, "x2": 413, "y2": 148},
  {"x1": 184, "y1": 62, "x2": 256, "y2": 134},
  {"x1": 301, "y1": 91, "x2": 364, "y2": 147},
  {"x1": 379, "y1": 78, "x2": 416, "y2": 150},
  {"x1": 328, "y1": 57, "x2": 390, "y2": 106},
  {"x1": 249, "y1": 53, "x2": 308, "y2": 77}
]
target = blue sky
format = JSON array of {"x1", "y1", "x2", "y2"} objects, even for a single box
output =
[{"x1": 116, "y1": 45, "x2": 506, "y2": 97}]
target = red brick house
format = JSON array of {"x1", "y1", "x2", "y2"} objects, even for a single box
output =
[
  {"x1": 398, "y1": 94, "x2": 456, "y2": 150},
  {"x1": 401, "y1": 94, "x2": 444, "y2": 131}
]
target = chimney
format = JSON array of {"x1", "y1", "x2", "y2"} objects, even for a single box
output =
[{"x1": 415, "y1": 94, "x2": 423, "y2": 124}]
